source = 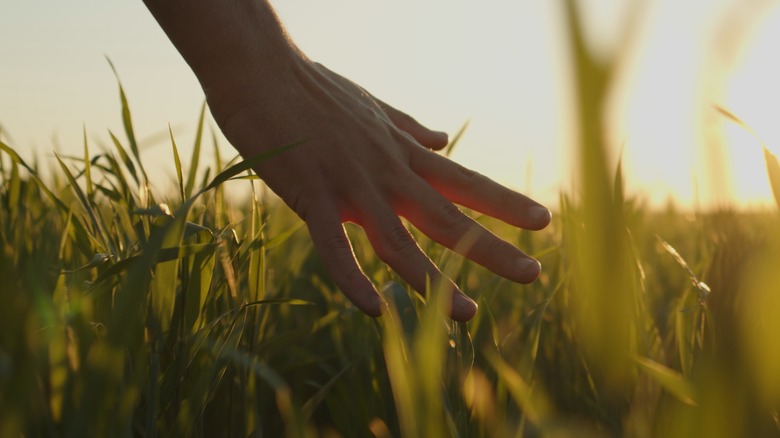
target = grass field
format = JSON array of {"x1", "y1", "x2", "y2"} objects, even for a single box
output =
[
  {"x1": 3, "y1": 2, "x2": 780, "y2": 436},
  {"x1": 2, "y1": 90, "x2": 780, "y2": 437}
]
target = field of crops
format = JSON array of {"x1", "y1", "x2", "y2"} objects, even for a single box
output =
[
  {"x1": 3, "y1": 1, "x2": 780, "y2": 436},
  {"x1": 2, "y1": 85, "x2": 780, "y2": 436}
]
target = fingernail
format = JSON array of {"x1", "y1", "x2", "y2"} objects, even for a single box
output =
[
  {"x1": 433, "y1": 131, "x2": 449, "y2": 145},
  {"x1": 453, "y1": 293, "x2": 477, "y2": 314},
  {"x1": 518, "y1": 258, "x2": 541, "y2": 277},
  {"x1": 528, "y1": 206, "x2": 551, "y2": 224}
]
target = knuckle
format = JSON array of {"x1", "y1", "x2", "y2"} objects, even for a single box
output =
[
  {"x1": 457, "y1": 163, "x2": 479, "y2": 183},
  {"x1": 343, "y1": 267, "x2": 364, "y2": 285},
  {"x1": 437, "y1": 201, "x2": 468, "y2": 233},
  {"x1": 379, "y1": 224, "x2": 417, "y2": 258},
  {"x1": 440, "y1": 200, "x2": 464, "y2": 222},
  {"x1": 484, "y1": 236, "x2": 512, "y2": 258},
  {"x1": 325, "y1": 234, "x2": 352, "y2": 256}
]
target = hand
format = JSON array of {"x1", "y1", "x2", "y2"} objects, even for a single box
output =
[
  {"x1": 142, "y1": 0, "x2": 550, "y2": 321},
  {"x1": 206, "y1": 59, "x2": 551, "y2": 321}
]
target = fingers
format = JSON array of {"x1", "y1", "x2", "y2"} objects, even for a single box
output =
[
  {"x1": 306, "y1": 206, "x2": 385, "y2": 317},
  {"x1": 355, "y1": 194, "x2": 478, "y2": 322},
  {"x1": 409, "y1": 147, "x2": 552, "y2": 231},
  {"x1": 393, "y1": 174, "x2": 542, "y2": 284},
  {"x1": 370, "y1": 96, "x2": 449, "y2": 151}
]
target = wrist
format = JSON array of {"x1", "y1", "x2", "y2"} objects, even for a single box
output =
[
  {"x1": 200, "y1": 43, "x2": 306, "y2": 122},
  {"x1": 143, "y1": 0, "x2": 306, "y2": 106}
]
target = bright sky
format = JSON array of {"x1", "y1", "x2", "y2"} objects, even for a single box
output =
[{"x1": 1, "y1": 0, "x2": 778, "y2": 210}]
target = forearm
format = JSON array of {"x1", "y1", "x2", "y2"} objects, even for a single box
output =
[{"x1": 142, "y1": 0, "x2": 303, "y2": 99}]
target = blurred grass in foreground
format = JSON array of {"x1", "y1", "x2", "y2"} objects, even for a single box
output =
[{"x1": 2, "y1": 1, "x2": 780, "y2": 436}]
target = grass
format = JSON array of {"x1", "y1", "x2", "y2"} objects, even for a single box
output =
[
  {"x1": 2, "y1": 2, "x2": 780, "y2": 436},
  {"x1": 3, "y1": 98, "x2": 780, "y2": 438}
]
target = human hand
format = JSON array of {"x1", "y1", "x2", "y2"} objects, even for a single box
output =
[
  {"x1": 143, "y1": 0, "x2": 551, "y2": 321},
  {"x1": 205, "y1": 58, "x2": 551, "y2": 321}
]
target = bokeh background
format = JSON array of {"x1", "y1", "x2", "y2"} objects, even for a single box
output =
[{"x1": 1, "y1": 0, "x2": 778, "y2": 209}]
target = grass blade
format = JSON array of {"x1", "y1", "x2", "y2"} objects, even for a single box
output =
[
  {"x1": 199, "y1": 141, "x2": 303, "y2": 194},
  {"x1": 247, "y1": 189, "x2": 264, "y2": 301},
  {"x1": 0, "y1": 140, "x2": 69, "y2": 213},
  {"x1": 108, "y1": 130, "x2": 139, "y2": 187},
  {"x1": 184, "y1": 101, "x2": 207, "y2": 198},
  {"x1": 106, "y1": 57, "x2": 146, "y2": 181},
  {"x1": 55, "y1": 154, "x2": 105, "y2": 247},
  {"x1": 7, "y1": 158, "x2": 20, "y2": 221},
  {"x1": 168, "y1": 125, "x2": 185, "y2": 202},
  {"x1": 83, "y1": 125, "x2": 93, "y2": 197},
  {"x1": 443, "y1": 120, "x2": 470, "y2": 158},
  {"x1": 485, "y1": 350, "x2": 549, "y2": 428},
  {"x1": 264, "y1": 221, "x2": 305, "y2": 251},
  {"x1": 636, "y1": 357, "x2": 697, "y2": 406},
  {"x1": 657, "y1": 235, "x2": 711, "y2": 302}
]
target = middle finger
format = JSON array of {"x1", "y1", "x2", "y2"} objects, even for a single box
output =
[{"x1": 392, "y1": 172, "x2": 541, "y2": 284}]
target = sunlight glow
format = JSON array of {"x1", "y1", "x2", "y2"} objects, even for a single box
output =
[
  {"x1": 722, "y1": 6, "x2": 780, "y2": 209},
  {"x1": 609, "y1": 0, "x2": 779, "y2": 209},
  {"x1": 0, "y1": 0, "x2": 777, "y2": 210}
]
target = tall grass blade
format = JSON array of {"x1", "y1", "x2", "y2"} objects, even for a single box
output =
[
  {"x1": 562, "y1": 0, "x2": 636, "y2": 393},
  {"x1": 444, "y1": 120, "x2": 470, "y2": 158},
  {"x1": 247, "y1": 189, "x2": 264, "y2": 301},
  {"x1": 381, "y1": 300, "x2": 418, "y2": 437},
  {"x1": 108, "y1": 130, "x2": 139, "y2": 187},
  {"x1": 184, "y1": 101, "x2": 207, "y2": 198},
  {"x1": 199, "y1": 141, "x2": 302, "y2": 195},
  {"x1": 414, "y1": 279, "x2": 452, "y2": 437},
  {"x1": 485, "y1": 349, "x2": 549, "y2": 428},
  {"x1": 7, "y1": 158, "x2": 20, "y2": 221},
  {"x1": 106, "y1": 57, "x2": 147, "y2": 181},
  {"x1": 0, "y1": 140, "x2": 69, "y2": 213},
  {"x1": 55, "y1": 154, "x2": 105, "y2": 249},
  {"x1": 212, "y1": 129, "x2": 226, "y2": 229},
  {"x1": 83, "y1": 125, "x2": 93, "y2": 197},
  {"x1": 183, "y1": 230, "x2": 216, "y2": 333},
  {"x1": 169, "y1": 125, "x2": 185, "y2": 203},
  {"x1": 381, "y1": 282, "x2": 418, "y2": 343},
  {"x1": 152, "y1": 216, "x2": 186, "y2": 334}
]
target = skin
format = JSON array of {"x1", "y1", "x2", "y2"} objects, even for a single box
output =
[{"x1": 142, "y1": 0, "x2": 551, "y2": 321}]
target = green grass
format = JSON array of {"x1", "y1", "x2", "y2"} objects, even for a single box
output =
[
  {"x1": 3, "y1": 2, "x2": 780, "y2": 436},
  {"x1": 2, "y1": 99, "x2": 780, "y2": 437}
]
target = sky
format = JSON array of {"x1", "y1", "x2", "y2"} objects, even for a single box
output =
[{"x1": 1, "y1": 0, "x2": 779, "y2": 210}]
